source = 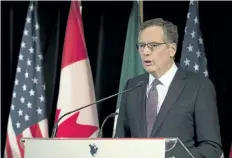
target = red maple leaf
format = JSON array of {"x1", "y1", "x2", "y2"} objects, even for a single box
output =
[{"x1": 55, "y1": 109, "x2": 98, "y2": 137}]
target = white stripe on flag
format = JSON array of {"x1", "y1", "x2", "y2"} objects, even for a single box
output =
[
  {"x1": 22, "y1": 128, "x2": 32, "y2": 138},
  {"x1": 4, "y1": 149, "x2": 8, "y2": 158},
  {"x1": 7, "y1": 117, "x2": 21, "y2": 158},
  {"x1": 21, "y1": 128, "x2": 32, "y2": 151},
  {"x1": 39, "y1": 119, "x2": 48, "y2": 137}
]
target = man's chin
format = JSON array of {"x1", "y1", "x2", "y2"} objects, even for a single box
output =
[{"x1": 144, "y1": 67, "x2": 156, "y2": 74}]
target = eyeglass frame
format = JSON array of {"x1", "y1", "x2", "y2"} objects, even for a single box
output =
[{"x1": 136, "y1": 42, "x2": 167, "y2": 52}]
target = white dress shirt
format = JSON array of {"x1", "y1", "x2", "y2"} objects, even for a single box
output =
[{"x1": 146, "y1": 63, "x2": 178, "y2": 114}]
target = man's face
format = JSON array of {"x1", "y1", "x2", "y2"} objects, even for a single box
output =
[{"x1": 138, "y1": 26, "x2": 176, "y2": 77}]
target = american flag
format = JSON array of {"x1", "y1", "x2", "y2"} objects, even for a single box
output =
[
  {"x1": 180, "y1": 0, "x2": 208, "y2": 77},
  {"x1": 4, "y1": 2, "x2": 48, "y2": 158}
]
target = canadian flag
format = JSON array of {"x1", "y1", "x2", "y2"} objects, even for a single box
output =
[{"x1": 54, "y1": 1, "x2": 99, "y2": 138}]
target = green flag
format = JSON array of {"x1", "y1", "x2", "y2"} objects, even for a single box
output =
[{"x1": 113, "y1": 1, "x2": 145, "y2": 136}]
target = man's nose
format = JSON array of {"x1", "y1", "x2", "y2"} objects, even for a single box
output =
[{"x1": 143, "y1": 46, "x2": 151, "y2": 55}]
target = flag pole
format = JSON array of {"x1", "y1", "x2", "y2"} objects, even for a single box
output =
[{"x1": 139, "y1": 0, "x2": 143, "y2": 24}]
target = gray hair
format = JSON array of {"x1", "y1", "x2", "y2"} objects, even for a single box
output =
[{"x1": 138, "y1": 18, "x2": 178, "y2": 45}]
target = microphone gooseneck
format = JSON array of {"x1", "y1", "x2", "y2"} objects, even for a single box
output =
[
  {"x1": 51, "y1": 81, "x2": 143, "y2": 138},
  {"x1": 97, "y1": 112, "x2": 118, "y2": 138}
]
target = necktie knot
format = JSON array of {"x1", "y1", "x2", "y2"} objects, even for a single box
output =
[{"x1": 152, "y1": 79, "x2": 161, "y2": 90}]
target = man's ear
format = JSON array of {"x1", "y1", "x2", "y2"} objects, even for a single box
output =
[{"x1": 169, "y1": 43, "x2": 177, "y2": 57}]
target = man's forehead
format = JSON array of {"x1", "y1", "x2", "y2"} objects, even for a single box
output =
[{"x1": 139, "y1": 26, "x2": 164, "y2": 43}]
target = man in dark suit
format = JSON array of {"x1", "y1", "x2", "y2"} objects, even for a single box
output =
[{"x1": 115, "y1": 18, "x2": 222, "y2": 158}]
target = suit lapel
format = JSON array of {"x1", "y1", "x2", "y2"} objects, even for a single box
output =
[
  {"x1": 137, "y1": 73, "x2": 149, "y2": 137},
  {"x1": 150, "y1": 68, "x2": 187, "y2": 136}
]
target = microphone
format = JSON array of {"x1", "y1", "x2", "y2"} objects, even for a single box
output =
[
  {"x1": 97, "y1": 112, "x2": 118, "y2": 138},
  {"x1": 51, "y1": 81, "x2": 143, "y2": 138}
]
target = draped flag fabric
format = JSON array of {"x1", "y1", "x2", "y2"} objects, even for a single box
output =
[
  {"x1": 112, "y1": 1, "x2": 145, "y2": 136},
  {"x1": 4, "y1": 2, "x2": 49, "y2": 158},
  {"x1": 180, "y1": 0, "x2": 208, "y2": 77},
  {"x1": 54, "y1": 1, "x2": 99, "y2": 138}
]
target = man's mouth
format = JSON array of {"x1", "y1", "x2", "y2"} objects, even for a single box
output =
[{"x1": 144, "y1": 60, "x2": 152, "y2": 65}]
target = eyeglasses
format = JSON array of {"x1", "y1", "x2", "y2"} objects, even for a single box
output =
[{"x1": 136, "y1": 42, "x2": 166, "y2": 52}]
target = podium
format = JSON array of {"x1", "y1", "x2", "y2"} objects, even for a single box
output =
[{"x1": 21, "y1": 137, "x2": 194, "y2": 158}]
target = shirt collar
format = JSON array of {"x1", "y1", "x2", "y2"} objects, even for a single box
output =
[{"x1": 149, "y1": 63, "x2": 178, "y2": 88}]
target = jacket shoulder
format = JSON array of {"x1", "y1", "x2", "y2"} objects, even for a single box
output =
[{"x1": 179, "y1": 68, "x2": 214, "y2": 87}]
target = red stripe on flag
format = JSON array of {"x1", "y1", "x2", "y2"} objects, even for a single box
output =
[
  {"x1": 5, "y1": 135, "x2": 13, "y2": 158},
  {"x1": 16, "y1": 134, "x2": 24, "y2": 158},
  {"x1": 229, "y1": 145, "x2": 232, "y2": 158},
  {"x1": 30, "y1": 123, "x2": 43, "y2": 137},
  {"x1": 61, "y1": 1, "x2": 88, "y2": 69}
]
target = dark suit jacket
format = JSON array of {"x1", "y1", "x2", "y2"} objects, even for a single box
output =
[{"x1": 115, "y1": 67, "x2": 222, "y2": 158}]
